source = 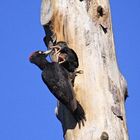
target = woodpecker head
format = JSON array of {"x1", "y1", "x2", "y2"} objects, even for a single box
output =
[
  {"x1": 29, "y1": 49, "x2": 53, "y2": 70},
  {"x1": 49, "y1": 41, "x2": 69, "y2": 63},
  {"x1": 29, "y1": 50, "x2": 52, "y2": 64},
  {"x1": 56, "y1": 41, "x2": 68, "y2": 49}
]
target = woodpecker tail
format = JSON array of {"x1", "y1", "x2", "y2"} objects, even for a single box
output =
[{"x1": 73, "y1": 101, "x2": 86, "y2": 128}]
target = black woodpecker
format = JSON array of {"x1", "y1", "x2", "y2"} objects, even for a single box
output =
[
  {"x1": 29, "y1": 49, "x2": 86, "y2": 125},
  {"x1": 49, "y1": 41, "x2": 81, "y2": 86},
  {"x1": 51, "y1": 41, "x2": 79, "y2": 73}
]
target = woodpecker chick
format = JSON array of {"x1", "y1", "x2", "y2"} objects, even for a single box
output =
[{"x1": 52, "y1": 41, "x2": 79, "y2": 73}]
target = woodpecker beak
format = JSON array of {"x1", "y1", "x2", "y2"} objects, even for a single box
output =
[
  {"x1": 43, "y1": 49, "x2": 53, "y2": 55},
  {"x1": 58, "y1": 59, "x2": 66, "y2": 64},
  {"x1": 58, "y1": 53, "x2": 67, "y2": 64},
  {"x1": 48, "y1": 45, "x2": 62, "y2": 62},
  {"x1": 50, "y1": 45, "x2": 61, "y2": 54}
]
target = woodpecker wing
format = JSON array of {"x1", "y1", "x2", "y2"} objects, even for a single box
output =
[{"x1": 41, "y1": 63, "x2": 77, "y2": 111}]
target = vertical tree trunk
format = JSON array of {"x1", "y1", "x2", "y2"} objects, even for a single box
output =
[{"x1": 40, "y1": 0, "x2": 129, "y2": 140}]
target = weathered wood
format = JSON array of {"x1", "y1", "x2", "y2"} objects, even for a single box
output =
[{"x1": 41, "y1": 0, "x2": 129, "y2": 140}]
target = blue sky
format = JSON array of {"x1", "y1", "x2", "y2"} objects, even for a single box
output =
[{"x1": 0, "y1": 0, "x2": 139, "y2": 140}]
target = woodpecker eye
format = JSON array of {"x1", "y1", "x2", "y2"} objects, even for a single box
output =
[{"x1": 38, "y1": 51, "x2": 42, "y2": 54}]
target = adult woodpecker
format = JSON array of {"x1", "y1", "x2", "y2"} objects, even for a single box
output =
[{"x1": 29, "y1": 49, "x2": 86, "y2": 125}]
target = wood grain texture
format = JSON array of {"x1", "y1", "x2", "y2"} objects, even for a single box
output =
[{"x1": 41, "y1": 0, "x2": 129, "y2": 139}]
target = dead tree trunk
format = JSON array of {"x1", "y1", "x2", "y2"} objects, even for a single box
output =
[{"x1": 40, "y1": 0, "x2": 129, "y2": 140}]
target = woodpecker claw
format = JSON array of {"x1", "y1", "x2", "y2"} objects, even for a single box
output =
[{"x1": 76, "y1": 70, "x2": 84, "y2": 74}]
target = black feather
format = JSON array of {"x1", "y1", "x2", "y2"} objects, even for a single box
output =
[
  {"x1": 56, "y1": 41, "x2": 79, "y2": 72},
  {"x1": 29, "y1": 51, "x2": 85, "y2": 124}
]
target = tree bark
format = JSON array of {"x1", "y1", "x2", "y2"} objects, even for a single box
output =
[{"x1": 40, "y1": 0, "x2": 129, "y2": 140}]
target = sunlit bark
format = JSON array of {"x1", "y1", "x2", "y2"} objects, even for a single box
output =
[{"x1": 41, "y1": 0, "x2": 129, "y2": 139}]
